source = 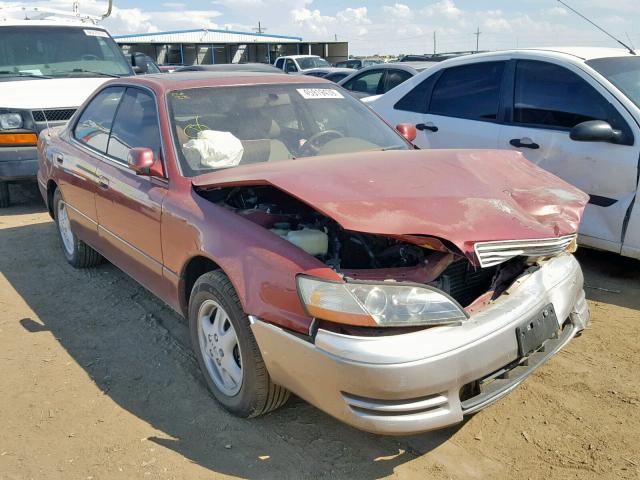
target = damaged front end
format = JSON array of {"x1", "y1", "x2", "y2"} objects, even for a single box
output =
[{"x1": 196, "y1": 183, "x2": 573, "y2": 334}]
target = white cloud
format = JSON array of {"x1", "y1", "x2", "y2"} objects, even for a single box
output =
[
  {"x1": 381, "y1": 3, "x2": 412, "y2": 20},
  {"x1": 421, "y1": 0, "x2": 462, "y2": 20},
  {"x1": 336, "y1": 7, "x2": 370, "y2": 25}
]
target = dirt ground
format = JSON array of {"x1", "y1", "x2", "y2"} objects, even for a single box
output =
[{"x1": 0, "y1": 183, "x2": 638, "y2": 480}]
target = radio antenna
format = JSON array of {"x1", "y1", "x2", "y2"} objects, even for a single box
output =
[{"x1": 557, "y1": 0, "x2": 636, "y2": 55}]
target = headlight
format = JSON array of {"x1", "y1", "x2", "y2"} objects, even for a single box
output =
[
  {"x1": 297, "y1": 276, "x2": 467, "y2": 327},
  {"x1": 0, "y1": 113, "x2": 23, "y2": 130}
]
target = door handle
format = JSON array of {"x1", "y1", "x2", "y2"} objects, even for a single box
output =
[
  {"x1": 55, "y1": 154, "x2": 64, "y2": 164},
  {"x1": 97, "y1": 176, "x2": 109, "y2": 190},
  {"x1": 416, "y1": 123, "x2": 438, "y2": 132},
  {"x1": 509, "y1": 138, "x2": 540, "y2": 149}
]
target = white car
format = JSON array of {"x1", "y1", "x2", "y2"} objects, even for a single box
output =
[
  {"x1": 0, "y1": 4, "x2": 133, "y2": 207},
  {"x1": 368, "y1": 47, "x2": 640, "y2": 259},
  {"x1": 273, "y1": 55, "x2": 331, "y2": 74}
]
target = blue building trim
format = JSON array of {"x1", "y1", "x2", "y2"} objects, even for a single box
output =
[{"x1": 114, "y1": 28, "x2": 303, "y2": 42}]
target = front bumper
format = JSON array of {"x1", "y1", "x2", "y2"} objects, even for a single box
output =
[
  {"x1": 251, "y1": 254, "x2": 589, "y2": 435},
  {"x1": 0, "y1": 146, "x2": 38, "y2": 181}
]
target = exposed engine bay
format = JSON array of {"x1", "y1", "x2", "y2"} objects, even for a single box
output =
[{"x1": 199, "y1": 185, "x2": 531, "y2": 309}]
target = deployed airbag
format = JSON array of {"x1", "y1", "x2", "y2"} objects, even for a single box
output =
[{"x1": 183, "y1": 130, "x2": 244, "y2": 169}]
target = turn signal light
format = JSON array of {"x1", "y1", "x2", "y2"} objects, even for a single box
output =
[{"x1": 0, "y1": 132, "x2": 38, "y2": 145}]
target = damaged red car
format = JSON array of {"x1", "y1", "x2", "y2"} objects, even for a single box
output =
[{"x1": 37, "y1": 72, "x2": 590, "y2": 435}]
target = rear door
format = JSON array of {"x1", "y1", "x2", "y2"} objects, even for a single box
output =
[
  {"x1": 498, "y1": 59, "x2": 640, "y2": 252},
  {"x1": 388, "y1": 61, "x2": 506, "y2": 149},
  {"x1": 94, "y1": 87, "x2": 168, "y2": 294}
]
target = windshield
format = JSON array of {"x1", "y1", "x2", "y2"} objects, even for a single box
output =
[
  {"x1": 298, "y1": 57, "x2": 331, "y2": 69},
  {"x1": 168, "y1": 84, "x2": 409, "y2": 176},
  {"x1": 587, "y1": 57, "x2": 640, "y2": 108},
  {"x1": 0, "y1": 26, "x2": 132, "y2": 79}
]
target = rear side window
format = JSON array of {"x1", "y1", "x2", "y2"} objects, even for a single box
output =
[
  {"x1": 394, "y1": 73, "x2": 439, "y2": 113},
  {"x1": 514, "y1": 60, "x2": 624, "y2": 130},
  {"x1": 275, "y1": 58, "x2": 284, "y2": 69},
  {"x1": 73, "y1": 87, "x2": 125, "y2": 153},
  {"x1": 384, "y1": 69, "x2": 413, "y2": 92},
  {"x1": 107, "y1": 88, "x2": 161, "y2": 163},
  {"x1": 430, "y1": 61, "x2": 506, "y2": 120}
]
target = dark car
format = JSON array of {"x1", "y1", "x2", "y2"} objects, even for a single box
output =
[
  {"x1": 37, "y1": 71, "x2": 589, "y2": 435},
  {"x1": 175, "y1": 63, "x2": 284, "y2": 74},
  {"x1": 338, "y1": 62, "x2": 437, "y2": 99},
  {"x1": 334, "y1": 59, "x2": 383, "y2": 69}
]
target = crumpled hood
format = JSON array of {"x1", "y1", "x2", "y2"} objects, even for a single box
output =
[
  {"x1": 193, "y1": 149, "x2": 589, "y2": 260},
  {"x1": 0, "y1": 78, "x2": 108, "y2": 109}
]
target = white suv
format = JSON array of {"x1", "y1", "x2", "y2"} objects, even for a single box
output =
[
  {"x1": 369, "y1": 47, "x2": 640, "y2": 259},
  {"x1": 273, "y1": 55, "x2": 331, "y2": 73}
]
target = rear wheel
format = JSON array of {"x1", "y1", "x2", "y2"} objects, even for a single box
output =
[
  {"x1": 189, "y1": 270, "x2": 290, "y2": 417},
  {"x1": 0, "y1": 181, "x2": 9, "y2": 208},
  {"x1": 53, "y1": 188, "x2": 102, "y2": 268}
]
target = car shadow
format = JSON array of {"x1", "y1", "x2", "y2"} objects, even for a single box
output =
[
  {"x1": 2, "y1": 182, "x2": 47, "y2": 215},
  {"x1": 577, "y1": 248, "x2": 640, "y2": 311},
  {"x1": 1, "y1": 218, "x2": 460, "y2": 479}
]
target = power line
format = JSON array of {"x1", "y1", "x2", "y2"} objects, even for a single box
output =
[{"x1": 252, "y1": 21, "x2": 266, "y2": 34}]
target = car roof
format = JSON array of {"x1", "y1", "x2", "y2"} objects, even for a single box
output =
[
  {"x1": 437, "y1": 47, "x2": 634, "y2": 64},
  {"x1": 277, "y1": 55, "x2": 321, "y2": 59},
  {"x1": 106, "y1": 71, "x2": 329, "y2": 92},
  {"x1": 0, "y1": 19, "x2": 107, "y2": 28}
]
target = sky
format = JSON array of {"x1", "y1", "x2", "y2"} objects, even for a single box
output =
[{"x1": 2, "y1": 0, "x2": 640, "y2": 55}]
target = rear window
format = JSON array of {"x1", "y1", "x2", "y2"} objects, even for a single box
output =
[{"x1": 430, "y1": 61, "x2": 505, "y2": 120}]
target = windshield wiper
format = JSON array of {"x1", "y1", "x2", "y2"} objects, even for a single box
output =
[
  {"x1": 68, "y1": 69, "x2": 121, "y2": 78},
  {"x1": 0, "y1": 71, "x2": 53, "y2": 79}
]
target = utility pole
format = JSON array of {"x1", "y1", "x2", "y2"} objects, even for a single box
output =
[
  {"x1": 253, "y1": 21, "x2": 266, "y2": 34},
  {"x1": 474, "y1": 26, "x2": 481, "y2": 52},
  {"x1": 433, "y1": 31, "x2": 436, "y2": 54}
]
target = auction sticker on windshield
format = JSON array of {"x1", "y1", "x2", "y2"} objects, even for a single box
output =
[
  {"x1": 297, "y1": 88, "x2": 344, "y2": 99},
  {"x1": 84, "y1": 29, "x2": 109, "y2": 38}
]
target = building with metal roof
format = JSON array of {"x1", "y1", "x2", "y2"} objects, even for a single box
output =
[{"x1": 114, "y1": 28, "x2": 348, "y2": 66}]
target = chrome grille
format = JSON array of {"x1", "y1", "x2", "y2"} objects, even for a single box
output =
[
  {"x1": 32, "y1": 109, "x2": 76, "y2": 122},
  {"x1": 474, "y1": 234, "x2": 576, "y2": 268}
]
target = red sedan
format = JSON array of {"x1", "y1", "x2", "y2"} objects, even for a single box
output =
[{"x1": 38, "y1": 72, "x2": 590, "y2": 435}]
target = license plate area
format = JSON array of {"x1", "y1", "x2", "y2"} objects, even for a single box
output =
[{"x1": 516, "y1": 304, "x2": 558, "y2": 357}]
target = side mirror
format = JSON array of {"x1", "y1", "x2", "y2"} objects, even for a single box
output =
[
  {"x1": 570, "y1": 120, "x2": 622, "y2": 144},
  {"x1": 127, "y1": 147, "x2": 164, "y2": 177},
  {"x1": 396, "y1": 123, "x2": 417, "y2": 143}
]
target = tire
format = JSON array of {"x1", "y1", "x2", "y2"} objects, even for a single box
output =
[
  {"x1": 53, "y1": 188, "x2": 102, "y2": 268},
  {"x1": 189, "y1": 270, "x2": 290, "y2": 417},
  {"x1": 0, "y1": 181, "x2": 9, "y2": 208}
]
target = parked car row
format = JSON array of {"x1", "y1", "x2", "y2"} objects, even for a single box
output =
[{"x1": 37, "y1": 70, "x2": 591, "y2": 435}]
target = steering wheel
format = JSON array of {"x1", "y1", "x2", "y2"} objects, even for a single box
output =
[
  {"x1": 299, "y1": 130, "x2": 345, "y2": 156},
  {"x1": 81, "y1": 54, "x2": 100, "y2": 61}
]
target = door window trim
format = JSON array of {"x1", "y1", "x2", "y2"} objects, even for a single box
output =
[
  {"x1": 426, "y1": 60, "x2": 508, "y2": 124},
  {"x1": 70, "y1": 84, "x2": 170, "y2": 180},
  {"x1": 503, "y1": 58, "x2": 634, "y2": 145}
]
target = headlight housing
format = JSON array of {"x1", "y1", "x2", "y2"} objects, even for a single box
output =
[
  {"x1": 0, "y1": 113, "x2": 23, "y2": 130},
  {"x1": 297, "y1": 276, "x2": 467, "y2": 327}
]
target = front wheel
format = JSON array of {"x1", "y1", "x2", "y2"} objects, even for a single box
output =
[
  {"x1": 189, "y1": 270, "x2": 290, "y2": 417},
  {"x1": 53, "y1": 188, "x2": 102, "y2": 268}
]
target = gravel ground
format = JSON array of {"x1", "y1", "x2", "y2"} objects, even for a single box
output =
[{"x1": 0, "y1": 183, "x2": 638, "y2": 480}]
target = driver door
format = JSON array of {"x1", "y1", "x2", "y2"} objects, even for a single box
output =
[{"x1": 498, "y1": 59, "x2": 640, "y2": 253}]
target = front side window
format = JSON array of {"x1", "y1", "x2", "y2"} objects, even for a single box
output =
[
  {"x1": 167, "y1": 84, "x2": 409, "y2": 176},
  {"x1": 107, "y1": 88, "x2": 161, "y2": 163},
  {"x1": 285, "y1": 59, "x2": 297, "y2": 73},
  {"x1": 430, "y1": 61, "x2": 505, "y2": 120},
  {"x1": 0, "y1": 26, "x2": 132, "y2": 79},
  {"x1": 513, "y1": 60, "x2": 619, "y2": 129},
  {"x1": 73, "y1": 87, "x2": 125, "y2": 152},
  {"x1": 343, "y1": 70, "x2": 384, "y2": 95}
]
